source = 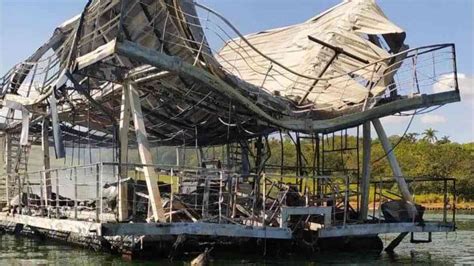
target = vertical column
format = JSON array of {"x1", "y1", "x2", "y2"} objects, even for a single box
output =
[
  {"x1": 5, "y1": 133, "x2": 12, "y2": 207},
  {"x1": 42, "y1": 118, "x2": 52, "y2": 208},
  {"x1": 128, "y1": 82, "x2": 166, "y2": 223},
  {"x1": 118, "y1": 84, "x2": 131, "y2": 222},
  {"x1": 20, "y1": 108, "x2": 30, "y2": 146},
  {"x1": 74, "y1": 167, "x2": 78, "y2": 219},
  {"x1": 50, "y1": 93, "x2": 65, "y2": 158},
  {"x1": 359, "y1": 122, "x2": 371, "y2": 220},
  {"x1": 96, "y1": 164, "x2": 100, "y2": 222},
  {"x1": 372, "y1": 118, "x2": 416, "y2": 217}
]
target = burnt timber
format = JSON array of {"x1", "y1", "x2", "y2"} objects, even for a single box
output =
[{"x1": 0, "y1": 0, "x2": 460, "y2": 259}]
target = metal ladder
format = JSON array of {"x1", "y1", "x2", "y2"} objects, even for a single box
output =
[{"x1": 1, "y1": 133, "x2": 31, "y2": 207}]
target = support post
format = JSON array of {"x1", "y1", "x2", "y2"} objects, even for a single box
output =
[
  {"x1": 202, "y1": 175, "x2": 210, "y2": 219},
  {"x1": 118, "y1": 84, "x2": 131, "y2": 222},
  {"x1": 262, "y1": 173, "x2": 266, "y2": 227},
  {"x1": 170, "y1": 168, "x2": 174, "y2": 223},
  {"x1": 49, "y1": 93, "x2": 65, "y2": 158},
  {"x1": 372, "y1": 119, "x2": 412, "y2": 202},
  {"x1": 359, "y1": 122, "x2": 371, "y2": 220},
  {"x1": 127, "y1": 82, "x2": 166, "y2": 223},
  {"x1": 385, "y1": 232, "x2": 409, "y2": 253},
  {"x1": 96, "y1": 164, "x2": 100, "y2": 222},
  {"x1": 372, "y1": 119, "x2": 416, "y2": 217},
  {"x1": 55, "y1": 170, "x2": 59, "y2": 218},
  {"x1": 41, "y1": 118, "x2": 52, "y2": 208},
  {"x1": 5, "y1": 134, "x2": 12, "y2": 207},
  {"x1": 74, "y1": 167, "x2": 78, "y2": 219}
]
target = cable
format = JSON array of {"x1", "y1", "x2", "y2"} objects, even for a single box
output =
[{"x1": 372, "y1": 109, "x2": 417, "y2": 164}]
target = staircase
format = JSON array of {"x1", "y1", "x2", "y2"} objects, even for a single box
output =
[{"x1": 0, "y1": 133, "x2": 30, "y2": 207}]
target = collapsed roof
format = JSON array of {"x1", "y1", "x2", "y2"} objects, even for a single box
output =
[
  {"x1": 218, "y1": 0, "x2": 406, "y2": 111},
  {"x1": 0, "y1": 0, "x2": 460, "y2": 149}
]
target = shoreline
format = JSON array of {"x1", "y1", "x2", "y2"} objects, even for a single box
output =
[{"x1": 363, "y1": 202, "x2": 474, "y2": 211}]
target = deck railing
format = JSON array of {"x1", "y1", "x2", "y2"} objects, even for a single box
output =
[{"x1": 1, "y1": 163, "x2": 455, "y2": 233}]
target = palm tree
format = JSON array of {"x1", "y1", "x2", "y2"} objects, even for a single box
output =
[
  {"x1": 422, "y1": 128, "x2": 438, "y2": 144},
  {"x1": 437, "y1": 135, "x2": 451, "y2": 144},
  {"x1": 404, "y1": 132, "x2": 419, "y2": 143}
]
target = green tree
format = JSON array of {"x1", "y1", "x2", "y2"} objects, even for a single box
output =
[
  {"x1": 422, "y1": 128, "x2": 438, "y2": 144},
  {"x1": 405, "y1": 132, "x2": 419, "y2": 143},
  {"x1": 437, "y1": 135, "x2": 451, "y2": 144}
]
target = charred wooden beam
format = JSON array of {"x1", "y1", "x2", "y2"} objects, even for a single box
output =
[{"x1": 116, "y1": 40, "x2": 460, "y2": 134}]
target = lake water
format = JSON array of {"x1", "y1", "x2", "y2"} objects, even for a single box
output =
[{"x1": 1, "y1": 212, "x2": 473, "y2": 265}]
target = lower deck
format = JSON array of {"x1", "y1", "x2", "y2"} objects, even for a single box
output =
[
  {"x1": 0, "y1": 212, "x2": 455, "y2": 239},
  {"x1": 0, "y1": 161, "x2": 457, "y2": 256}
]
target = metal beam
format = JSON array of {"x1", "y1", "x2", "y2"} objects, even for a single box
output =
[
  {"x1": 49, "y1": 94, "x2": 66, "y2": 158},
  {"x1": 115, "y1": 40, "x2": 460, "y2": 133},
  {"x1": 372, "y1": 119, "x2": 413, "y2": 203},
  {"x1": 101, "y1": 222, "x2": 292, "y2": 239},
  {"x1": 318, "y1": 222, "x2": 454, "y2": 238},
  {"x1": 359, "y1": 122, "x2": 371, "y2": 220},
  {"x1": 117, "y1": 84, "x2": 131, "y2": 221},
  {"x1": 4, "y1": 134, "x2": 12, "y2": 207},
  {"x1": 127, "y1": 82, "x2": 166, "y2": 223}
]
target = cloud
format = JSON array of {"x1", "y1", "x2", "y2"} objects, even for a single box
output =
[
  {"x1": 380, "y1": 115, "x2": 412, "y2": 125},
  {"x1": 433, "y1": 73, "x2": 474, "y2": 102},
  {"x1": 420, "y1": 114, "x2": 447, "y2": 125}
]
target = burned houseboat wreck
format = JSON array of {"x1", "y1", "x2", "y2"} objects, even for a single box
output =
[{"x1": 0, "y1": 0, "x2": 460, "y2": 259}]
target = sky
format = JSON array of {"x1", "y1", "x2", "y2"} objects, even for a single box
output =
[{"x1": 0, "y1": 0, "x2": 473, "y2": 143}]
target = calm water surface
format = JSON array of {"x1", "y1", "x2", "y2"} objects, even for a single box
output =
[{"x1": 1, "y1": 212, "x2": 473, "y2": 265}]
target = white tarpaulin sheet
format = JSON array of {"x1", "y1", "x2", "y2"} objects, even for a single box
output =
[{"x1": 218, "y1": 0, "x2": 405, "y2": 111}]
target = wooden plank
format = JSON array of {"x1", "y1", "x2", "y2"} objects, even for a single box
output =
[
  {"x1": 20, "y1": 109, "x2": 30, "y2": 146},
  {"x1": 128, "y1": 83, "x2": 166, "y2": 223},
  {"x1": 118, "y1": 84, "x2": 131, "y2": 221},
  {"x1": 318, "y1": 222, "x2": 454, "y2": 238},
  {"x1": 41, "y1": 118, "x2": 52, "y2": 206},
  {"x1": 0, "y1": 213, "x2": 102, "y2": 236},
  {"x1": 359, "y1": 122, "x2": 371, "y2": 220},
  {"x1": 75, "y1": 39, "x2": 117, "y2": 70},
  {"x1": 101, "y1": 222, "x2": 292, "y2": 239}
]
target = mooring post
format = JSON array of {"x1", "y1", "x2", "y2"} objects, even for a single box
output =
[{"x1": 359, "y1": 121, "x2": 371, "y2": 221}]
